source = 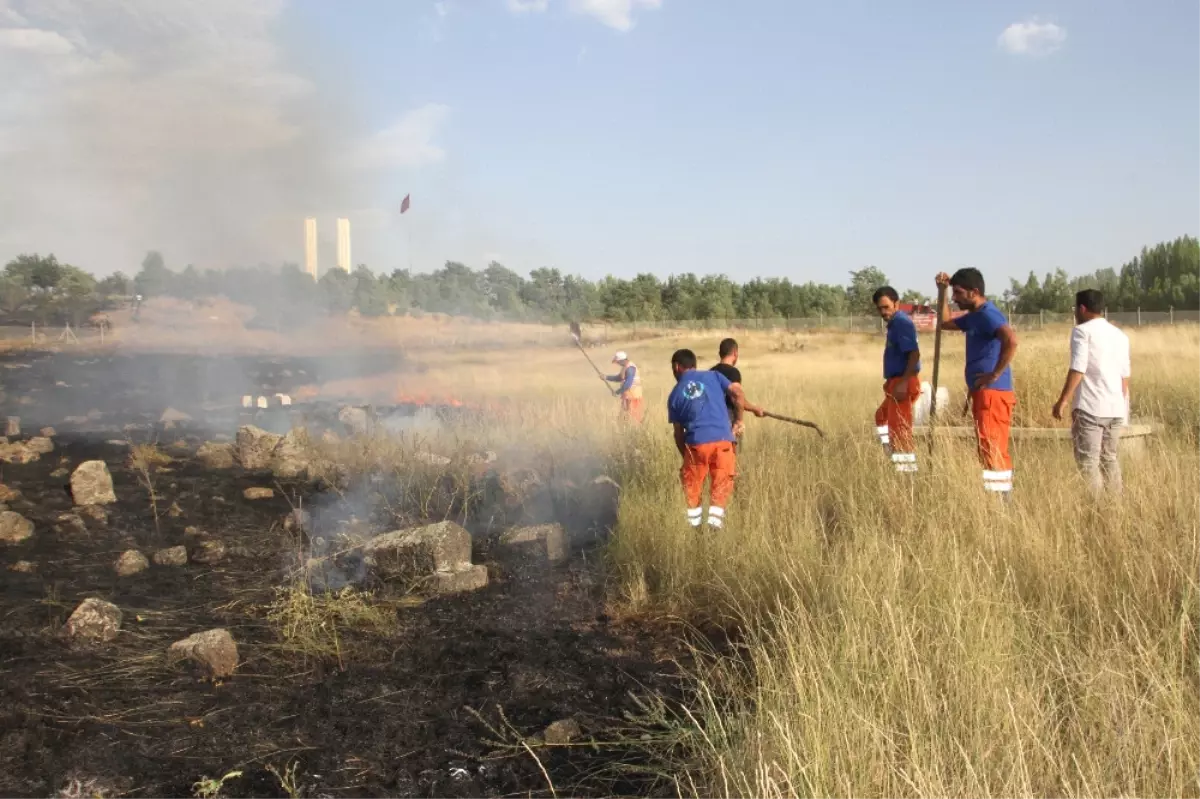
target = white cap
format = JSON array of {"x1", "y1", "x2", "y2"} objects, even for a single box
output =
[{"x1": 612, "y1": 351, "x2": 628, "y2": 363}]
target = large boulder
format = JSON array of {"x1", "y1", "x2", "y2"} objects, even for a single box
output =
[
  {"x1": 0, "y1": 440, "x2": 40, "y2": 464},
  {"x1": 337, "y1": 406, "x2": 370, "y2": 436},
  {"x1": 0, "y1": 484, "x2": 21, "y2": 502},
  {"x1": 235, "y1": 425, "x2": 283, "y2": 471},
  {"x1": 272, "y1": 428, "x2": 312, "y2": 478},
  {"x1": 362, "y1": 521, "x2": 472, "y2": 581},
  {"x1": 153, "y1": 546, "x2": 188, "y2": 566},
  {"x1": 167, "y1": 629, "x2": 238, "y2": 679},
  {"x1": 361, "y1": 521, "x2": 487, "y2": 594},
  {"x1": 70, "y1": 461, "x2": 117, "y2": 505},
  {"x1": 25, "y1": 436, "x2": 54, "y2": 455},
  {"x1": 0, "y1": 511, "x2": 34, "y2": 544},
  {"x1": 196, "y1": 441, "x2": 236, "y2": 470},
  {"x1": 63, "y1": 598, "x2": 122, "y2": 643}
]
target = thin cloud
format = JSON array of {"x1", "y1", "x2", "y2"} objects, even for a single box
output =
[
  {"x1": 0, "y1": 27, "x2": 74, "y2": 55},
  {"x1": 998, "y1": 18, "x2": 1066, "y2": 56},
  {"x1": 351, "y1": 104, "x2": 451, "y2": 170},
  {"x1": 506, "y1": 0, "x2": 549, "y2": 13},
  {"x1": 505, "y1": 0, "x2": 662, "y2": 31}
]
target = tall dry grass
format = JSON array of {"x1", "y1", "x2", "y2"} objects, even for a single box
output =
[{"x1": 605, "y1": 324, "x2": 1199, "y2": 797}]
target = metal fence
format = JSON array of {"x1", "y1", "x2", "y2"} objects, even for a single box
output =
[{"x1": 597, "y1": 308, "x2": 1200, "y2": 336}]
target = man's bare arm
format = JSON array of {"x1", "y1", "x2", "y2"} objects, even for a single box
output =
[
  {"x1": 673, "y1": 422, "x2": 687, "y2": 457},
  {"x1": 728, "y1": 383, "x2": 764, "y2": 418}
]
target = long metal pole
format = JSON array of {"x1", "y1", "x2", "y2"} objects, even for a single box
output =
[{"x1": 927, "y1": 284, "x2": 947, "y2": 453}]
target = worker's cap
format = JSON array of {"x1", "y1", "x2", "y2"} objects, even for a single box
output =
[{"x1": 612, "y1": 351, "x2": 628, "y2": 362}]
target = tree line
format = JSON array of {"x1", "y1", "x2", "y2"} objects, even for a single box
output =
[{"x1": 1, "y1": 236, "x2": 1195, "y2": 328}]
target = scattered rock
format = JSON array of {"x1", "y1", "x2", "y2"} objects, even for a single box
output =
[
  {"x1": 196, "y1": 441, "x2": 235, "y2": 469},
  {"x1": 63, "y1": 598, "x2": 122, "y2": 643},
  {"x1": 0, "y1": 510, "x2": 34, "y2": 544},
  {"x1": 70, "y1": 461, "x2": 117, "y2": 505},
  {"x1": 25, "y1": 436, "x2": 54, "y2": 454},
  {"x1": 9, "y1": 559, "x2": 35, "y2": 573},
  {"x1": 466, "y1": 450, "x2": 499, "y2": 466},
  {"x1": 0, "y1": 484, "x2": 22, "y2": 502},
  {"x1": 78, "y1": 505, "x2": 109, "y2": 525},
  {"x1": 167, "y1": 628, "x2": 238, "y2": 679},
  {"x1": 499, "y1": 523, "x2": 567, "y2": 563},
  {"x1": 337, "y1": 406, "x2": 370, "y2": 436},
  {"x1": 190, "y1": 538, "x2": 226, "y2": 565},
  {"x1": 114, "y1": 550, "x2": 149, "y2": 576},
  {"x1": 64, "y1": 415, "x2": 88, "y2": 425},
  {"x1": 235, "y1": 425, "x2": 283, "y2": 470},
  {"x1": 0, "y1": 440, "x2": 40, "y2": 464},
  {"x1": 243, "y1": 487, "x2": 274, "y2": 500},
  {"x1": 50, "y1": 467, "x2": 69, "y2": 478},
  {"x1": 5, "y1": 416, "x2": 18, "y2": 437},
  {"x1": 40, "y1": 427, "x2": 56, "y2": 437},
  {"x1": 105, "y1": 440, "x2": 129, "y2": 447},
  {"x1": 432, "y1": 564, "x2": 489, "y2": 594},
  {"x1": 55, "y1": 513, "x2": 87, "y2": 534},
  {"x1": 153, "y1": 546, "x2": 188, "y2": 566},
  {"x1": 159, "y1": 407, "x2": 192, "y2": 423},
  {"x1": 543, "y1": 718, "x2": 583, "y2": 745},
  {"x1": 184, "y1": 525, "x2": 205, "y2": 537},
  {"x1": 167, "y1": 501, "x2": 183, "y2": 518}
]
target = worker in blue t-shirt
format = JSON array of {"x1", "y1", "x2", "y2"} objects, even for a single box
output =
[
  {"x1": 667, "y1": 348, "x2": 747, "y2": 530},
  {"x1": 935, "y1": 268, "x2": 1020, "y2": 496},
  {"x1": 872, "y1": 286, "x2": 921, "y2": 474}
]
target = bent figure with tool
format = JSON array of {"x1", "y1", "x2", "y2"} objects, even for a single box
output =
[
  {"x1": 935, "y1": 268, "x2": 1019, "y2": 498},
  {"x1": 604, "y1": 351, "x2": 645, "y2": 424},
  {"x1": 872, "y1": 287, "x2": 921, "y2": 474},
  {"x1": 668, "y1": 348, "x2": 747, "y2": 529}
]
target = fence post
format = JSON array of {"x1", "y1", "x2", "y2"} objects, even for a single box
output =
[
  {"x1": 1137, "y1": 307, "x2": 1142, "y2": 326},
  {"x1": 1170, "y1": 306, "x2": 1175, "y2": 324},
  {"x1": 1039, "y1": 310, "x2": 1045, "y2": 329}
]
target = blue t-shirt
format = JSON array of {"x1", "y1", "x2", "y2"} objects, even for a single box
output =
[
  {"x1": 884, "y1": 311, "x2": 921, "y2": 378},
  {"x1": 667, "y1": 369, "x2": 735, "y2": 445},
  {"x1": 956, "y1": 301, "x2": 1014, "y2": 391}
]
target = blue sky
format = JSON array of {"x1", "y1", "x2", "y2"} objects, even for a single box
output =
[{"x1": 0, "y1": 0, "x2": 1196, "y2": 291}]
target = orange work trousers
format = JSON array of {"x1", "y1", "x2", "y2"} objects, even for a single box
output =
[
  {"x1": 680, "y1": 441, "x2": 736, "y2": 508},
  {"x1": 620, "y1": 395, "x2": 645, "y2": 424},
  {"x1": 971, "y1": 388, "x2": 1015, "y2": 471},
  {"x1": 874, "y1": 376, "x2": 921, "y2": 453}
]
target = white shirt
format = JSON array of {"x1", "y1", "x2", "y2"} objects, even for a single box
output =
[{"x1": 1069, "y1": 317, "x2": 1131, "y2": 420}]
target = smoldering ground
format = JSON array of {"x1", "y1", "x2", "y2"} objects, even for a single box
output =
[{"x1": 0, "y1": 312, "x2": 692, "y2": 798}]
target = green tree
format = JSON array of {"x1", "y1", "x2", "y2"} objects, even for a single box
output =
[{"x1": 846, "y1": 266, "x2": 889, "y2": 314}]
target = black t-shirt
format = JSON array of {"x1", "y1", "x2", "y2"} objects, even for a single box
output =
[{"x1": 710, "y1": 362, "x2": 742, "y2": 425}]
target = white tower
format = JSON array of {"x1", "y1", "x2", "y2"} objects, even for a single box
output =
[
  {"x1": 336, "y1": 217, "x2": 352, "y2": 271},
  {"x1": 303, "y1": 217, "x2": 318, "y2": 278}
]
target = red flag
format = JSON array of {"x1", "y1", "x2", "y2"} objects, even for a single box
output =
[{"x1": 400, "y1": 194, "x2": 411, "y2": 214}]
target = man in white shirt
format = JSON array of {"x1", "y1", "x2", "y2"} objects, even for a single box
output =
[{"x1": 1052, "y1": 289, "x2": 1131, "y2": 494}]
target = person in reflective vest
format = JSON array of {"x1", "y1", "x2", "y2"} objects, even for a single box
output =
[{"x1": 605, "y1": 351, "x2": 644, "y2": 424}]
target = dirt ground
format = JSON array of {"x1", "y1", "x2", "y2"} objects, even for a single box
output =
[{"x1": 0, "y1": 350, "x2": 687, "y2": 798}]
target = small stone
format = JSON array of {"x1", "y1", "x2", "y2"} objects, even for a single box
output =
[
  {"x1": 227, "y1": 545, "x2": 253, "y2": 559},
  {"x1": 414, "y1": 451, "x2": 452, "y2": 467},
  {"x1": 167, "y1": 628, "x2": 238, "y2": 678},
  {"x1": 243, "y1": 487, "x2": 274, "y2": 500},
  {"x1": 0, "y1": 510, "x2": 34, "y2": 544},
  {"x1": 190, "y1": 539, "x2": 226, "y2": 565},
  {"x1": 0, "y1": 441, "x2": 39, "y2": 464},
  {"x1": 543, "y1": 718, "x2": 583, "y2": 745},
  {"x1": 70, "y1": 461, "x2": 117, "y2": 505},
  {"x1": 196, "y1": 442, "x2": 235, "y2": 469},
  {"x1": 64, "y1": 416, "x2": 88, "y2": 425},
  {"x1": 159, "y1": 407, "x2": 191, "y2": 423},
  {"x1": 63, "y1": 598, "x2": 122, "y2": 643},
  {"x1": 114, "y1": 550, "x2": 149, "y2": 576},
  {"x1": 0, "y1": 484, "x2": 22, "y2": 502},
  {"x1": 235, "y1": 425, "x2": 283, "y2": 470},
  {"x1": 5, "y1": 416, "x2": 18, "y2": 437},
  {"x1": 50, "y1": 468, "x2": 69, "y2": 478},
  {"x1": 25, "y1": 436, "x2": 54, "y2": 455},
  {"x1": 153, "y1": 546, "x2": 188, "y2": 567},
  {"x1": 78, "y1": 505, "x2": 109, "y2": 525},
  {"x1": 337, "y1": 406, "x2": 370, "y2": 435},
  {"x1": 184, "y1": 525, "x2": 204, "y2": 537},
  {"x1": 167, "y1": 502, "x2": 183, "y2": 518},
  {"x1": 40, "y1": 427, "x2": 56, "y2": 437},
  {"x1": 9, "y1": 559, "x2": 36, "y2": 573}
]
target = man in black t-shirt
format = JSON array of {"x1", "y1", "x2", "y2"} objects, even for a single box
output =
[{"x1": 711, "y1": 338, "x2": 764, "y2": 450}]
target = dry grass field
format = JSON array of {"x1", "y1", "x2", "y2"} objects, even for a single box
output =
[{"x1": 4, "y1": 300, "x2": 1195, "y2": 797}]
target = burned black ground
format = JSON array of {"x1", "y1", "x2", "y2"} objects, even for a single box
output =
[{"x1": 0, "y1": 349, "x2": 688, "y2": 798}]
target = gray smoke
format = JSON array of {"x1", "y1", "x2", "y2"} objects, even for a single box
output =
[{"x1": 0, "y1": 0, "x2": 444, "y2": 275}]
